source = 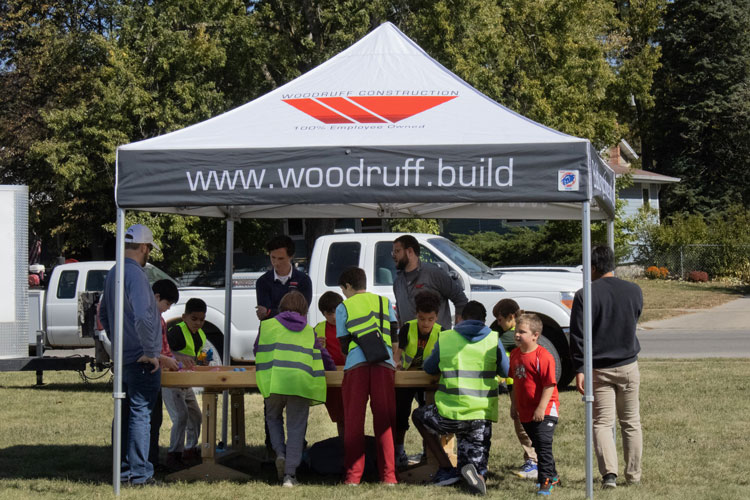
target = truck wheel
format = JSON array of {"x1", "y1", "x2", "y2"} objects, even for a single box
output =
[
  {"x1": 542, "y1": 324, "x2": 574, "y2": 388},
  {"x1": 536, "y1": 335, "x2": 562, "y2": 384},
  {"x1": 204, "y1": 324, "x2": 224, "y2": 365}
]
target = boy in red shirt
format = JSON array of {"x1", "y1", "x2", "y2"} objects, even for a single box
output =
[
  {"x1": 509, "y1": 313, "x2": 560, "y2": 496},
  {"x1": 314, "y1": 291, "x2": 346, "y2": 438}
]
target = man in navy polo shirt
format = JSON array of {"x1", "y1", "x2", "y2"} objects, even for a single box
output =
[{"x1": 255, "y1": 235, "x2": 313, "y2": 320}]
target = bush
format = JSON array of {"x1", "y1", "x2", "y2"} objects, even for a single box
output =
[
  {"x1": 646, "y1": 266, "x2": 669, "y2": 279},
  {"x1": 687, "y1": 270, "x2": 709, "y2": 282}
]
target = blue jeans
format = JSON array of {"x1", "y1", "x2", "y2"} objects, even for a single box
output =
[{"x1": 120, "y1": 362, "x2": 161, "y2": 484}]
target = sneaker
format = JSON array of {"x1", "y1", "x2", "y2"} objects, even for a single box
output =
[
  {"x1": 537, "y1": 477, "x2": 556, "y2": 496},
  {"x1": 275, "y1": 455, "x2": 286, "y2": 480},
  {"x1": 535, "y1": 477, "x2": 560, "y2": 490},
  {"x1": 461, "y1": 464, "x2": 487, "y2": 495},
  {"x1": 282, "y1": 474, "x2": 298, "y2": 487},
  {"x1": 396, "y1": 450, "x2": 409, "y2": 469},
  {"x1": 516, "y1": 459, "x2": 538, "y2": 480},
  {"x1": 602, "y1": 473, "x2": 617, "y2": 489},
  {"x1": 432, "y1": 467, "x2": 461, "y2": 486},
  {"x1": 127, "y1": 477, "x2": 161, "y2": 487}
]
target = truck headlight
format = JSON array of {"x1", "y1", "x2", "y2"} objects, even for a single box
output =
[{"x1": 560, "y1": 292, "x2": 575, "y2": 309}]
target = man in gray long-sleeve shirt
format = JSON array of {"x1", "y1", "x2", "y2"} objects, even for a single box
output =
[
  {"x1": 99, "y1": 224, "x2": 162, "y2": 486},
  {"x1": 392, "y1": 235, "x2": 468, "y2": 330}
]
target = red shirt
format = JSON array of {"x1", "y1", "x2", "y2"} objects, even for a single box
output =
[
  {"x1": 160, "y1": 317, "x2": 173, "y2": 357},
  {"x1": 509, "y1": 346, "x2": 560, "y2": 423},
  {"x1": 324, "y1": 322, "x2": 346, "y2": 365}
]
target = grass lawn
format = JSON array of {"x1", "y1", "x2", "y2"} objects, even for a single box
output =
[
  {"x1": 1, "y1": 359, "x2": 749, "y2": 499},
  {"x1": 634, "y1": 278, "x2": 749, "y2": 323}
]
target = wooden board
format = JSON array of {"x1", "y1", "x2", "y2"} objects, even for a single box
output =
[{"x1": 162, "y1": 366, "x2": 439, "y2": 389}]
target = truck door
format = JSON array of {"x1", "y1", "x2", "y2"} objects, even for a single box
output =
[
  {"x1": 310, "y1": 241, "x2": 362, "y2": 326},
  {"x1": 46, "y1": 269, "x2": 107, "y2": 347}
]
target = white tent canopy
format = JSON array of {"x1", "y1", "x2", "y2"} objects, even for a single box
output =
[
  {"x1": 112, "y1": 22, "x2": 607, "y2": 498},
  {"x1": 117, "y1": 22, "x2": 614, "y2": 220}
]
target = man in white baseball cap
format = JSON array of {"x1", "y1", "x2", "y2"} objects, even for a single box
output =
[
  {"x1": 99, "y1": 223, "x2": 162, "y2": 485},
  {"x1": 125, "y1": 224, "x2": 160, "y2": 250}
]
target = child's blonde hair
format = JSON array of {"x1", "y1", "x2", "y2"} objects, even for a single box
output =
[{"x1": 516, "y1": 313, "x2": 543, "y2": 335}]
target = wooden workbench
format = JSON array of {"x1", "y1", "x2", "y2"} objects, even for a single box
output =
[{"x1": 161, "y1": 366, "x2": 452, "y2": 483}]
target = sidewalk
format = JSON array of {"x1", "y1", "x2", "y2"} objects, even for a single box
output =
[{"x1": 639, "y1": 295, "x2": 750, "y2": 331}]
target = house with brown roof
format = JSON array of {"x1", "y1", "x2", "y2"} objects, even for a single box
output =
[{"x1": 605, "y1": 139, "x2": 680, "y2": 221}]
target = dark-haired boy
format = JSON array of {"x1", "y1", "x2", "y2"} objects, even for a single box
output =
[
  {"x1": 164, "y1": 298, "x2": 208, "y2": 469},
  {"x1": 148, "y1": 279, "x2": 180, "y2": 471},
  {"x1": 412, "y1": 301, "x2": 509, "y2": 495},
  {"x1": 393, "y1": 290, "x2": 442, "y2": 468},
  {"x1": 336, "y1": 266, "x2": 398, "y2": 485},
  {"x1": 315, "y1": 291, "x2": 346, "y2": 437}
]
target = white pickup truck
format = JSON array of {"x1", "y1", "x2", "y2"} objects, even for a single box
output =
[{"x1": 31, "y1": 232, "x2": 582, "y2": 384}]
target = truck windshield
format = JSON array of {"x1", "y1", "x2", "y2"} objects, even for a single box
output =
[
  {"x1": 144, "y1": 264, "x2": 178, "y2": 286},
  {"x1": 427, "y1": 238, "x2": 492, "y2": 276}
]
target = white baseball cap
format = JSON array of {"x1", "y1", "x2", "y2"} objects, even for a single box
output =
[{"x1": 125, "y1": 224, "x2": 160, "y2": 251}]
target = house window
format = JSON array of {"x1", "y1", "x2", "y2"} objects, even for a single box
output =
[{"x1": 642, "y1": 188, "x2": 650, "y2": 208}]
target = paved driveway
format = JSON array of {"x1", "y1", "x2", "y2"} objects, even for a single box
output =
[{"x1": 637, "y1": 296, "x2": 750, "y2": 358}]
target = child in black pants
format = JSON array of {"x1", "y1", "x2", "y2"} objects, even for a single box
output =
[{"x1": 508, "y1": 313, "x2": 561, "y2": 496}]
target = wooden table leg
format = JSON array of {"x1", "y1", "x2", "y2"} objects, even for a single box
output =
[
  {"x1": 165, "y1": 389, "x2": 251, "y2": 482},
  {"x1": 230, "y1": 390, "x2": 246, "y2": 450}
]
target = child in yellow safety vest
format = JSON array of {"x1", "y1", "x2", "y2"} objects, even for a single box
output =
[
  {"x1": 492, "y1": 298, "x2": 539, "y2": 481},
  {"x1": 412, "y1": 301, "x2": 509, "y2": 495},
  {"x1": 255, "y1": 291, "x2": 334, "y2": 487},
  {"x1": 164, "y1": 298, "x2": 208, "y2": 470},
  {"x1": 392, "y1": 290, "x2": 442, "y2": 468}
]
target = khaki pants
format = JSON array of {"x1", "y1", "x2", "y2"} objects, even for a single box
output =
[
  {"x1": 593, "y1": 360, "x2": 642, "y2": 482},
  {"x1": 513, "y1": 411, "x2": 537, "y2": 462}
]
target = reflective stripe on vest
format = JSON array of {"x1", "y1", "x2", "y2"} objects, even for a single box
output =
[
  {"x1": 314, "y1": 321, "x2": 326, "y2": 339},
  {"x1": 435, "y1": 329, "x2": 499, "y2": 422},
  {"x1": 177, "y1": 322, "x2": 206, "y2": 358},
  {"x1": 343, "y1": 293, "x2": 391, "y2": 353},
  {"x1": 402, "y1": 320, "x2": 440, "y2": 370},
  {"x1": 255, "y1": 318, "x2": 327, "y2": 404}
]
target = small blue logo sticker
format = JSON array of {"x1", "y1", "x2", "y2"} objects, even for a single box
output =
[{"x1": 558, "y1": 170, "x2": 579, "y2": 191}]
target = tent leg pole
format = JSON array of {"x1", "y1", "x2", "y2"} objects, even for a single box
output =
[
  {"x1": 113, "y1": 208, "x2": 126, "y2": 495},
  {"x1": 221, "y1": 217, "x2": 235, "y2": 447},
  {"x1": 582, "y1": 202, "x2": 594, "y2": 500}
]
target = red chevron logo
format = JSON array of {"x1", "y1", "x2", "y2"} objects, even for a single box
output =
[{"x1": 282, "y1": 95, "x2": 457, "y2": 124}]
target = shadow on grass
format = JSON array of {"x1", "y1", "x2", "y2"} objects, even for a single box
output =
[
  {"x1": 0, "y1": 444, "x2": 111, "y2": 484},
  {"x1": 1, "y1": 381, "x2": 113, "y2": 393}
]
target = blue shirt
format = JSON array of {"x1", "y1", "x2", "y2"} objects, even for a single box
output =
[
  {"x1": 99, "y1": 258, "x2": 161, "y2": 364},
  {"x1": 336, "y1": 293, "x2": 397, "y2": 370}
]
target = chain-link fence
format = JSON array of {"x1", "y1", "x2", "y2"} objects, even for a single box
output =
[{"x1": 628, "y1": 244, "x2": 750, "y2": 281}]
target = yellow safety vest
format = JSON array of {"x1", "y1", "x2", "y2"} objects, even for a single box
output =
[
  {"x1": 314, "y1": 321, "x2": 327, "y2": 339},
  {"x1": 176, "y1": 322, "x2": 207, "y2": 358},
  {"x1": 435, "y1": 329, "x2": 499, "y2": 422},
  {"x1": 342, "y1": 292, "x2": 392, "y2": 353},
  {"x1": 402, "y1": 320, "x2": 441, "y2": 370},
  {"x1": 255, "y1": 318, "x2": 327, "y2": 404}
]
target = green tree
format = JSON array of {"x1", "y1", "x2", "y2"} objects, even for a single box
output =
[
  {"x1": 651, "y1": 0, "x2": 750, "y2": 216},
  {"x1": 607, "y1": 0, "x2": 667, "y2": 170}
]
